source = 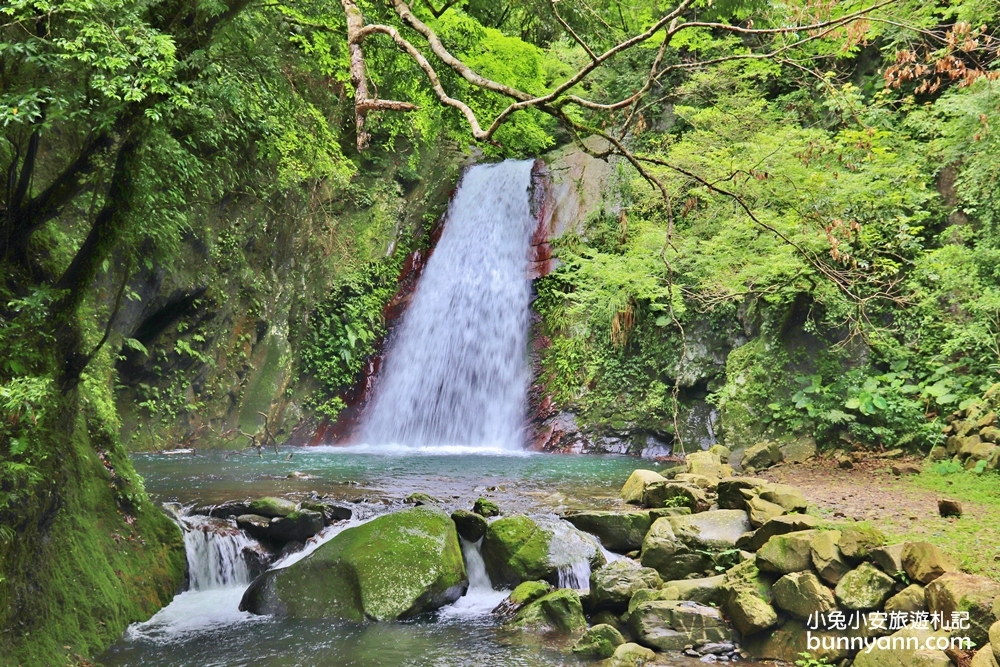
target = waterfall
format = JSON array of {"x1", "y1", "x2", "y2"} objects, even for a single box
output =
[
  {"x1": 462, "y1": 537, "x2": 493, "y2": 592},
  {"x1": 182, "y1": 516, "x2": 254, "y2": 590},
  {"x1": 439, "y1": 537, "x2": 508, "y2": 619},
  {"x1": 359, "y1": 160, "x2": 537, "y2": 450},
  {"x1": 556, "y1": 561, "x2": 592, "y2": 591}
]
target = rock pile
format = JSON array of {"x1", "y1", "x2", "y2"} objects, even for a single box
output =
[{"x1": 937, "y1": 383, "x2": 1000, "y2": 469}]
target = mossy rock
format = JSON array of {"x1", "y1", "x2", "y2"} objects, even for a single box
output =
[
  {"x1": 481, "y1": 515, "x2": 603, "y2": 588},
  {"x1": 589, "y1": 560, "x2": 662, "y2": 612},
  {"x1": 720, "y1": 559, "x2": 779, "y2": 636},
  {"x1": 834, "y1": 562, "x2": 896, "y2": 610},
  {"x1": 573, "y1": 623, "x2": 625, "y2": 658},
  {"x1": 619, "y1": 470, "x2": 667, "y2": 505},
  {"x1": 239, "y1": 507, "x2": 467, "y2": 620},
  {"x1": 772, "y1": 571, "x2": 836, "y2": 620},
  {"x1": 508, "y1": 589, "x2": 587, "y2": 632},
  {"x1": 756, "y1": 530, "x2": 819, "y2": 574},
  {"x1": 838, "y1": 524, "x2": 886, "y2": 560},
  {"x1": 247, "y1": 496, "x2": 297, "y2": 518},
  {"x1": 451, "y1": 509, "x2": 488, "y2": 543},
  {"x1": 473, "y1": 497, "x2": 501, "y2": 517},
  {"x1": 925, "y1": 572, "x2": 1000, "y2": 647},
  {"x1": 563, "y1": 510, "x2": 653, "y2": 552}
]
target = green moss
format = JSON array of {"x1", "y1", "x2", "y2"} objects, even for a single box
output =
[
  {"x1": 509, "y1": 580, "x2": 552, "y2": 606},
  {"x1": 482, "y1": 516, "x2": 553, "y2": 586}
]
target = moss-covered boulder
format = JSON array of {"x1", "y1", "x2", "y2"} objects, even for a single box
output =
[
  {"x1": 838, "y1": 524, "x2": 886, "y2": 560},
  {"x1": 685, "y1": 450, "x2": 730, "y2": 479},
  {"x1": 901, "y1": 541, "x2": 957, "y2": 584},
  {"x1": 810, "y1": 530, "x2": 852, "y2": 585},
  {"x1": 668, "y1": 509, "x2": 751, "y2": 550},
  {"x1": 834, "y1": 562, "x2": 896, "y2": 610},
  {"x1": 451, "y1": 509, "x2": 488, "y2": 543},
  {"x1": 741, "y1": 441, "x2": 783, "y2": 470},
  {"x1": 756, "y1": 531, "x2": 819, "y2": 574},
  {"x1": 628, "y1": 587, "x2": 679, "y2": 615},
  {"x1": 925, "y1": 572, "x2": 1000, "y2": 647},
  {"x1": 641, "y1": 481, "x2": 709, "y2": 512},
  {"x1": 619, "y1": 470, "x2": 667, "y2": 504},
  {"x1": 757, "y1": 484, "x2": 808, "y2": 513},
  {"x1": 717, "y1": 477, "x2": 767, "y2": 510},
  {"x1": 239, "y1": 507, "x2": 467, "y2": 620},
  {"x1": 739, "y1": 513, "x2": 823, "y2": 552},
  {"x1": 481, "y1": 515, "x2": 604, "y2": 588},
  {"x1": 590, "y1": 560, "x2": 663, "y2": 612},
  {"x1": 473, "y1": 497, "x2": 500, "y2": 517},
  {"x1": 720, "y1": 559, "x2": 778, "y2": 636},
  {"x1": 639, "y1": 517, "x2": 712, "y2": 580},
  {"x1": 508, "y1": 589, "x2": 586, "y2": 632},
  {"x1": 493, "y1": 580, "x2": 553, "y2": 619},
  {"x1": 746, "y1": 495, "x2": 786, "y2": 528},
  {"x1": 573, "y1": 623, "x2": 625, "y2": 658},
  {"x1": 608, "y1": 642, "x2": 656, "y2": 667},
  {"x1": 772, "y1": 571, "x2": 836, "y2": 620},
  {"x1": 563, "y1": 510, "x2": 652, "y2": 552},
  {"x1": 628, "y1": 599, "x2": 730, "y2": 651},
  {"x1": 247, "y1": 496, "x2": 297, "y2": 518},
  {"x1": 744, "y1": 619, "x2": 853, "y2": 663}
]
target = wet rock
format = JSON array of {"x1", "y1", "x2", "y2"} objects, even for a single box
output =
[
  {"x1": 870, "y1": 543, "x2": 906, "y2": 576},
  {"x1": 628, "y1": 600, "x2": 730, "y2": 651},
  {"x1": 662, "y1": 574, "x2": 726, "y2": 606},
  {"x1": 838, "y1": 524, "x2": 886, "y2": 560},
  {"x1": 925, "y1": 572, "x2": 1000, "y2": 647},
  {"x1": 851, "y1": 626, "x2": 953, "y2": 667},
  {"x1": 589, "y1": 560, "x2": 662, "y2": 612},
  {"x1": 198, "y1": 499, "x2": 251, "y2": 519},
  {"x1": 901, "y1": 541, "x2": 957, "y2": 584},
  {"x1": 810, "y1": 530, "x2": 852, "y2": 585},
  {"x1": 834, "y1": 562, "x2": 896, "y2": 610},
  {"x1": 473, "y1": 497, "x2": 500, "y2": 517},
  {"x1": 741, "y1": 441, "x2": 783, "y2": 471},
  {"x1": 772, "y1": 571, "x2": 836, "y2": 620},
  {"x1": 884, "y1": 583, "x2": 927, "y2": 614},
  {"x1": 492, "y1": 580, "x2": 552, "y2": 620},
  {"x1": 620, "y1": 470, "x2": 667, "y2": 505},
  {"x1": 717, "y1": 477, "x2": 767, "y2": 510},
  {"x1": 563, "y1": 511, "x2": 652, "y2": 553},
  {"x1": 938, "y1": 498, "x2": 963, "y2": 517},
  {"x1": 508, "y1": 589, "x2": 586, "y2": 632},
  {"x1": 641, "y1": 481, "x2": 709, "y2": 512},
  {"x1": 608, "y1": 642, "x2": 656, "y2": 667},
  {"x1": 720, "y1": 560, "x2": 778, "y2": 636},
  {"x1": 239, "y1": 507, "x2": 467, "y2": 620},
  {"x1": 405, "y1": 492, "x2": 439, "y2": 506},
  {"x1": 739, "y1": 514, "x2": 823, "y2": 552},
  {"x1": 247, "y1": 497, "x2": 297, "y2": 518},
  {"x1": 481, "y1": 515, "x2": 604, "y2": 588},
  {"x1": 451, "y1": 509, "x2": 488, "y2": 543},
  {"x1": 756, "y1": 531, "x2": 819, "y2": 574},
  {"x1": 300, "y1": 500, "x2": 352, "y2": 523},
  {"x1": 267, "y1": 509, "x2": 324, "y2": 543},
  {"x1": 573, "y1": 623, "x2": 625, "y2": 658},
  {"x1": 235, "y1": 513, "x2": 272, "y2": 542}
]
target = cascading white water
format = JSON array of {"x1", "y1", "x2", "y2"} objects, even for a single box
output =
[
  {"x1": 182, "y1": 516, "x2": 254, "y2": 590},
  {"x1": 439, "y1": 537, "x2": 509, "y2": 619},
  {"x1": 556, "y1": 561, "x2": 592, "y2": 591},
  {"x1": 359, "y1": 160, "x2": 537, "y2": 449}
]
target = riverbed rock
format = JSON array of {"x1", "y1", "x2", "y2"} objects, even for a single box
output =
[
  {"x1": 620, "y1": 470, "x2": 667, "y2": 505},
  {"x1": 266, "y1": 509, "x2": 325, "y2": 543},
  {"x1": 639, "y1": 518, "x2": 710, "y2": 580},
  {"x1": 300, "y1": 500, "x2": 353, "y2": 522},
  {"x1": 563, "y1": 511, "x2": 652, "y2": 553},
  {"x1": 473, "y1": 497, "x2": 500, "y2": 517},
  {"x1": 239, "y1": 507, "x2": 467, "y2": 620},
  {"x1": 772, "y1": 571, "x2": 837, "y2": 620},
  {"x1": 834, "y1": 562, "x2": 896, "y2": 610},
  {"x1": 235, "y1": 513, "x2": 272, "y2": 542},
  {"x1": 573, "y1": 623, "x2": 625, "y2": 658},
  {"x1": 717, "y1": 477, "x2": 767, "y2": 510},
  {"x1": 925, "y1": 572, "x2": 1000, "y2": 647},
  {"x1": 589, "y1": 560, "x2": 662, "y2": 612},
  {"x1": 247, "y1": 497, "x2": 297, "y2": 518},
  {"x1": 901, "y1": 541, "x2": 957, "y2": 584},
  {"x1": 508, "y1": 589, "x2": 586, "y2": 632},
  {"x1": 720, "y1": 559, "x2": 778, "y2": 636},
  {"x1": 851, "y1": 626, "x2": 953, "y2": 667},
  {"x1": 757, "y1": 531, "x2": 819, "y2": 574},
  {"x1": 608, "y1": 642, "x2": 656, "y2": 667},
  {"x1": 451, "y1": 509, "x2": 488, "y2": 543},
  {"x1": 627, "y1": 587, "x2": 679, "y2": 615},
  {"x1": 662, "y1": 574, "x2": 726, "y2": 606},
  {"x1": 668, "y1": 510, "x2": 751, "y2": 550},
  {"x1": 628, "y1": 600, "x2": 730, "y2": 651},
  {"x1": 641, "y1": 481, "x2": 709, "y2": 512},
  {"x1": 492, "y1": 580, "x2": 552, "y2": 620},
  {"x1": 885, "y1": 583, "x2": 927, "y2": 613},
  {"x1": 810, "y1": 530, "x2": 852, "y2": 585},
  {"x1": 685, "y1": 450, "x2": 730, "y2": 479},
  {"x1": 741, "y1": 441, "x2": 783, "y2": 471},
  {"x1": 481, "y1": 515, "x2": 604, "y2": 588},
  {"x1": 739, "y1": 513, "x2": 823, "y2": 552}
]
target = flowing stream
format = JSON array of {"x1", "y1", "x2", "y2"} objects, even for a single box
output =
[{"x1": 359, "y1": 160, "x2": 536, "y2": 450}]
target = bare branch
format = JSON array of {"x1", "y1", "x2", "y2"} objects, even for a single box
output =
[{"x1": 549, "y1": 0, "x2": 597, "y2": 61}]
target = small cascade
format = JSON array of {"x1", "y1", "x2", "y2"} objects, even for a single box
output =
[
  {"x1": 439, "y1": 538, "x2": 508, "y2": 619},
  {"x1": 182, "y1": 515, "x2": 254, "y2": 590},
  {"x1": 556, "y1": 561, "x2": 592, "y2": 591},
  {"x1": 462, "y1": 537, "x2": 493, "y2": 591}
]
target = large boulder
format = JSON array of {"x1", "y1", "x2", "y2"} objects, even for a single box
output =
[
  {"x1": 757, "y1": 531, "x2": 819, "y2": 574},
  {"x1": 239, "y1": 507, "x2": 467, "y2": 620},
  {"x1": 451, "y1": 509, "x2": 488, "y2": 543},
  {"x1": 720, "y1": 560, "x2": 778, "y2": 636},
  {"x1": 739, "y1": 514, "x2": 824, "y2": 552},
  {"x1": 810, "y1": 530, "x2": 852, "y2": 585},
  {"x1": 589, "y1": 560, "x2": 663, "y2": 612},
  {"x1": 668, "y1": 510, "x2": 751, "y2": 550},
  {"x1": 662, "y1": 574, "x2": 726, "y2": 606},
  {"x1": 851, "y1": 627, "x2": 953, "y2": 667},
  {"x1": 772, "y1": 571, "x2": 837, "y2": 620},
  {"x1": 746, "y1": 495, "x2": 786, "y2": 528},
  {"x1": 717, "y1": 477, "x2": 767, "y2": 510},
  {"x1": 838, "y1": 524, "x2": 886, "y2": 560},
  {"x1": 266, "y1": 509, "x2": 325, "y2": 543},
  {"x1": 972, "y1": 646, "x2": 1000, "y2": 667},
  {"x1": 757, "y1": 484, "x2": 808, "y2": 513},
  {"x1": 573, "y1": 624, "x2": 625, "y2": 659},
  {"x1": 639, "y1": 518, "x2": 710, "y2": 580},
  {"x1": 741, "y1": 441, "x2": 783, "y2": 470},
  {"x1": 492, "y1": 580, "x2": 552, "y2": 620},
  {"x1": 992, "y1": 622, "x2": 1000, "y2": 662},
  {"x1": 834, "y1": 562, "x2": 896, "y2": 610},
  {"x1": 925, "y1": 572, "x2": 1000, "y2": 647},
  {"x1": 481, "y1": 515, "x2": 605, "y2": 588},
  {"x1": 628, "y1": 600, "x2": 731, "y2": 651},
  {"x1": 641, "y1": 481, "x2": 709, "y2": 512},
  {"x1": 247, "y1": 497, "x2": 297, "y2": 518},
  {"x1": 508, "y1": 589, "x2": 587, "y2": 632},
  {"x1": 779, "y1": 435, "x2": 818, "y2": 463},
  {"x1": 685, "y1": 450, "x2": 730, "y2": 479},
  {"x1": 620, "y1": 470, "x2": 667, "y2": 505},
  {"x1": 870, "y1": 543, "x2": 906, "y2": 576},
  {"x1": 901, "y1": 542, "x2": 957, "y2": 584},
  {"x1": 563, "y1": 511, "x2": 652, "y2": 553},
  {"x1": 884, "y1": 583, "x2": 927, "y2": 614}
]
